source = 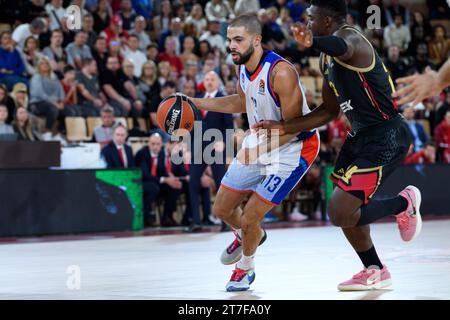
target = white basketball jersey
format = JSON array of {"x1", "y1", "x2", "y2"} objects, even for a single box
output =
[{"x1": 239, "y1": 51, "x2": 311, "y2": 128}]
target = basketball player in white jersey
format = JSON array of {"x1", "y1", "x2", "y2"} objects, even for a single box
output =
[{"x1": 187, "y1": 14, "x2": 320, "y2": 292}]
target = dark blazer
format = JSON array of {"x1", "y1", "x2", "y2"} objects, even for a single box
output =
[
  {"x1": 135, "y1": 146, "x2": 188, "y2": 183},
  {"x1": 407, "y1": 121, "x2": 428, "y2": 149},
  {"x1": 101, "y1": 142, "x2": 135, "y2": 168}
]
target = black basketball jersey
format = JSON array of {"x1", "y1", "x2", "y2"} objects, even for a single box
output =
[{"x1": 320, "y1": 26, "x2": 399, "y2": 133}]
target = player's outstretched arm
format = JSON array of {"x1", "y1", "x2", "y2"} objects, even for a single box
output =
[
  {"x1": 393, "y1": 59, "x2": 450, "y2": 106},
  {"x1": 252, "y1": 79, "x2": 341, "y2": 134}
]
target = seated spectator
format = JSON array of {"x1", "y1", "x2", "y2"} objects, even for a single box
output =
[
  {"x1": 409, "y1": 12, "x2": 432, "y2": 55},
  {"x1": 29, "y1": 56, "x2": 64, "y2": 135},
  {"x1": 82, "y1": 13, "x2": 98, "y2": 48},
  {"x1": 409, "y1": 43, "x2": 436, "y2": 74},
  {"x1": 119, "y1": 0, "x2": 137, "y2": 31},
  {"x1": 428, "y1": 25, "x2": 450, "y2": 68},
  {"x1": 204, "y1": 0, "x2": 235, "y2": 23},
  {"x1": 234, "y1": 0, "x2": 260, "y2": 16},
  {"x1": 12, "y1": 17, "x2": 46, "y2": 50},
  {"x1": 180, "y1": 36, "x2": 199, "y2": 65},
  {"x1": 148, "y1": 81, "x2": 176, "y2": 131},
  {"x1": 100, "y1": 56, "x2": 142, "y2": 117},
  {"x1": 0, "y1": 84, "x2": 16, "y2": 123},
  {"x1": 185, "y1": 4, "x2": 207, "y2": 37},
  {"x1": 93, "y1": 106, "x2": 117, "y2": 147},
  {"x1": 146, "y1": 43, "x2": 160, "y2": 64},
  {"x1": 135, "y1": 133, "x2": 184, "y2": 227},
  {"x1": 261, "y1": 7, "x2": 287, "y2": 53},
  {"x1": 12, "y1": 107, "x2": 37, "y2": 141},
  {"x1": 0, "y1": 31, "x2": 27, "y2": 91},
  {"x1": 152, "y1": 0, "x2": 173, "y2": 36},
  {"x1": 130, "y1": 15, "x2": 151, "y2": 51},
  {"x1": 91, "y1": 36, "x2": 108, "y2": 74},
  {"x1": 100, "y1": 15, "x2": 129, "y2": 47},
  {"x1": 404, "y1": 142, "x2": 436, "y2": 164},
  {"x1": 108, "y1": 38, "x2": 124, "y2": 64},
  {"x1": 426, "y1": 0, "x2": 450, "y2": 20},
  {"x1": 10, "y1": 82, "x2": 29, "y2": 110},
  {"x1": 66, "y1": 31, "x2": 93, "y2": 69},
  {"x1": 157, "y1": 61, "x2": 172, "y2": 87},
  {"x1": 383, "y1": 15, "x2": 411, "y2": 54},
  {"x1": 21, "y1": 36, "x2": 44, "y2": 77},
  {"x1": 93, "y1": 0, "x2": 112, "y2": 34},
  {"x1": 436, "y1": 89, "x2": 450, "y2": 125},
  {"x1": 384, "y1": 46, "x2": 408, "y2": 81},
  {"x1": 158, "y1": 36, "x2": 184, "y2": 75},
  {"x1": 434, "y1": 111, "x2": 450, "y2": 164},
  {"x1": 159, "y1": 17, "x2": 185, "y2": 55},
  {"x1": 403, "y1": 105, "x2": 429, "y2": 152},
  {"x1": 287, "y1": 0, "x2": 307, "y2": 22},
  {"x1": 101, "y1": 124, "x2": 134, "y2": 168},
  {"x1": 42, "y1": 29, "x2": 67, "y2": 77},
  {"x1": 60, "y1": 65, "x2": 82, "y2": 116},
  {"x1": 0, "y1": 104, "x2": 14, "y2": 135},
  {"x1": 123, "y1": 34, "x2": 146, "y2": 77},
  {"x1": 76, "y1": 58, "x2": 105, "y2": 117},
  {"x1": 385, "y1": 0, "x2": 410, "y2": 26},
  {"x1": 199, "y1": 20, "x2": 226, "y2": 55},
  {"x1": 45, "y1": 0, "x2": 66, "y2": 31},
  {"x1": 138, "y1": 61, "x2": 161, "y2": 114}
]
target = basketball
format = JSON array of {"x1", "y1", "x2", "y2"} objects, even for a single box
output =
[{"x1": 156, "y1": 94, "x2": 198, "y2": 135}]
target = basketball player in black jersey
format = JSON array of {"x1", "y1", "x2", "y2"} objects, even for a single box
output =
[{"x1": 254, "y1": 0, "x2": 423, "y2": 291}]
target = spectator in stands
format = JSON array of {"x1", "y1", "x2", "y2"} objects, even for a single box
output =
[
  {"x1": 436, "y1": 89, "x2": 450, "y2": 125},
  {"x1": 21, "y1": 36, "x2": 44, "y2": 77},
  {"x1": 45, "y1": 0, "x2": 65, "y2": 31},
  {"x1": 204, "y1": 0, "x2": 235, "y2": 24},
  {"x1": 130, "y1": 16, "x2": 151, "y2": 51},
  {"x1": 0, "y1": 31, "x2": 27, "y2": 91},
  {"x1": 0, "y1": 104, "x2": 14, "y2": 135},
  {"x1": 427, "y1": 0, "x2": 450, "y2": 20},
  {"x1": 148, "y1": 80, "x2": 176, "y2": 133},
  {"x1": 66, "y1": 31, "x2": 93, "y2": 70},
  {"x1": 199, "y1": 20, "x2": 227, "y2": 55},
  {"x1": 261, "y1": 7, "x2": 287, "y2": 53},
  {"x1": 384, "y1": 46, "x2": 408, "y2": 81},
  {"x1": 434, "y1": 110, "x2": 450, "y2": 163},
  {"x1": 22, "y1": 0, "x2": 46, "y2": 24},
  {"x1": 60, "y1": 65, "x2": 83, "y2": 116},
  {"x1": 385, "y1": 0, "x2": 410, "y2": 26},
  {"x1": 404, "y1": 142, "x2": 436, "y2": 164},
  {"x1": 152, "y1": 0, "x2": 173, "y2": 36},
  {"x1": 159, "y1": 18, "x2": 185, "y2": 56},
  {"x1": 93, "y1": 0, "x2": 112, "y2": 34},
  {"x1": 12, "y1": 107, "x2": 36, "y2": 141},
  {"x1": 29, "y1": 56, "x2": 64, "y2": 136},
  {"x1": 158, "y1": 36, "x2": 184, "y2": 75},
  {"x1": 123, "y1": 34, "x2": 146, "y2": 77},
  {"x1": 409, "y1": 11, "x2": 432, "y2": 55},
  {"x1": 287, "y1": 0, "x2": 307, "y2": 22},
  {"x1": 119, "y1": 0, "x2": 137, "y2": 31},
  {"x1": 100, "y1": 56, "x2": 140, "y2": 117},
  {"x1": 10, "y1": 82, "x2": 29, "y2": 111},
  {"x1": 180, "y1": 36, "x2": 199, "y2": 65},
  {"x1": 428, "y1": 25, "x2": 450, "y2": 68},
  {"x1": 82, "y1": 13, "x2": 98, "y2": 48},
  {"x1": 138, "y1": 61, "x2": 161, "y2": 114},
  {"x1": 135, "y1": 132, "x2": 184, "y2": 227},
  {"x1": 91, "y1": 36, "x2": 108, "y2": 74},
  {"x1": 383, "y1": 14, "x2": 411, "y2": 54},
  {"x1": 185, "y1": 4, "x2": 207, "y2": 37},
  {"x1": 0, "y1": 84, "x2": 16, "y2": 123},
  {"x1": 234, "y1": 0, "x2": 260, "y2": 16},
  {"x1": 403, "y1": 105, "x2": 429, "y2": 152},
  {"x1": 410, "y1": 43, "x2": 436, "y2": 74},
  {"x1": 146, "y1": 43, "x2": 160, "y2": 64},
  {"x1": 182, "y1": 79, "x2": 197, "y2": 97},
  {"x1": 101, "y1": 124, "x2": 135, "y2": 168},
  {"x1": 42, "y1": 29, "x2": 67, "y2": 77},
  {"x1": 100, "y1": 15, "x2": 129, "y2": 47},
  {"x1": 12, "y1": 17, "x2": 46, "y2": 50},
  {"x1": 277, "y1": 7, "x2": 294, "y2": 43},
  {"x1": 93, "y1": 106, "x2": 117, "y2": 147},
  {"x1": 76, "y1": 58, "x2": 105, "y2": 117},
  {"x1": 157, "y1": 61, "x2": 172, "y2": 87}
]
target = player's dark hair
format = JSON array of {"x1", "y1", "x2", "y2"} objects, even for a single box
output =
[
  {"x1": 229, "y1": 14, "x2": 262, "y2": 35},
  {"x1": 310, "y1": 0, "x2": 348, "y2": 22}
]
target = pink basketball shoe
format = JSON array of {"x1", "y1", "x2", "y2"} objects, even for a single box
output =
[
  {"x1": 396, "y1": 185, "x2": 422, "y2": 242},
  {"x1": 338, "y1": 265, "x2": 392, "y2": 291}
]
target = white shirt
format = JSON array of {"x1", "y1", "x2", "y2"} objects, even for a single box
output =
[
  {"x1": 12, "y1": 24, "x2": 36, "y2": 49},
  {"x1": 199, "y1": 32, "x2": 227, "y2": 54},
  {"x1": 123, "y1": 47, "x2": 147, "y2": 77},
  {"x1": 45, "y1": 3, "x2": 66, "y2": 31}
]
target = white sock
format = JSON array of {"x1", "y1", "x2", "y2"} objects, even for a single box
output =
[{"x1": 237, "y1": 254, "x2": 255, "y2": 270}]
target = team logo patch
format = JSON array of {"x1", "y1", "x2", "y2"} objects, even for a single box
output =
[{"x1": 258, "y1": 79, "x2": 265, "y2": 95}]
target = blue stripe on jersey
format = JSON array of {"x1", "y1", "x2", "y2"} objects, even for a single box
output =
[{"x1": 271, "y1": 156, "x2": 309, "y2": 204}]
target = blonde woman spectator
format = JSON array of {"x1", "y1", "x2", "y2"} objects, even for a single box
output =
[
  {"x1": 21, "y1": 36, "x2": 44, "y2": 77},
  {"x1": 185, "y1": 4, "x2": 207, "y2": 37},
  {"x1": 138, "y1": 61, "x2": 161, "y2": 109},
  {"x1": 12, "y1": 107, "x2": 36, "y2": 141},
  {"x1": 157, "y1": 61, "x2": 171, "y2": 87},
  {"x1": 10, "y1": 82, "x2": 29, "y2": 110},
  {"x1": 29, "y1": 56, "x2": 64, "y2": 133},
  {"x1": 204, "y1": 0, "x2": 235, "y2": 23}
]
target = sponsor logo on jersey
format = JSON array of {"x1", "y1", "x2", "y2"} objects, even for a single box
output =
[
  {"x1": 258, "y1": 79, "x2": 265, "y2": 95},
  {"x1": 340, "y1": 99, "x2": 353, "y2": 113}
]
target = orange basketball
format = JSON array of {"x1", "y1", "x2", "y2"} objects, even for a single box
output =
[{"x1": 156, "y1": 94, "x2": 199, "y2": 135}]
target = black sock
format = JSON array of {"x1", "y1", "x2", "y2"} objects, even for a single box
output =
[
  {"x1": 356, "y1": 246, "x2": 383, "y2": 269},
  {"x1": 357, "y1": 196, "x2": 408, "y2": 226}
]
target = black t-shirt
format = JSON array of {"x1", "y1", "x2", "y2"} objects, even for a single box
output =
[
  {"x1": 149, "y1": 95, "x2": 163, "y2": 114},
  {"x1": 100, "y1": 69, "x2": 130, "y2": 98},
  {"x1": 76, "y1": 71, "x2": 101, "y2": 103}
]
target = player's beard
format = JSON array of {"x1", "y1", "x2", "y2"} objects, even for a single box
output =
[{"x1": 230, "y1": 45, "x2": 254, "y2": 65}]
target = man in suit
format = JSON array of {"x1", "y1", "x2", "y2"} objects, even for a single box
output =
[
  {"x1": 402, "y1": 105, "x2": 429, "y2": 151},
  {"x1": 136, "y1": 133, "x2": 187, "y2": 227},
  {"x1": 101, "y1": 125, "x2": 135, "y2": 168},
  {"x1": 186, "y1": 71, "x2": 234, "y2": 232}
]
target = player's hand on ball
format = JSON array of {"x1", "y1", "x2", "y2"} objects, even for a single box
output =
[
  {"x1": 252, "y1": 120, "x2": 286, "y2": 136},
  {"x1": 291, "y1": 23, "x2": 313, "y2": 48}
]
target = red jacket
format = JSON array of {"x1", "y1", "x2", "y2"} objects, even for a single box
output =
[
  {"x1": 327, "y1": 117, "x2": 350, "y2": 143},
  {"x1": 158, "y1": 52, "x2": 184, "y2": 75},
  {"x1": 404, "y1": 150, "x2": 434, "y2": 164},
  {"x1": 434, "y1": 119, "x2": 450, "y2": 163},
  {"x1": 101, "y1": 27, "x2": 129, "y2": 47}
]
